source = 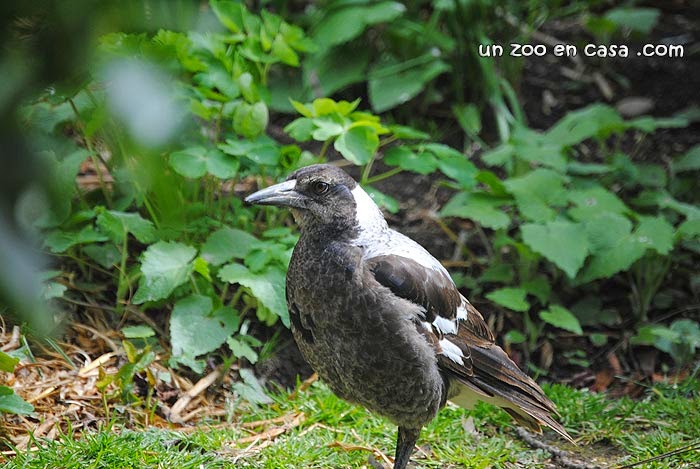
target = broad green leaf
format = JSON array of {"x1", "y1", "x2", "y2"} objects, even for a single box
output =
[
  {"x1": 313, "y1": 2, "x2": 406, "y2": 48},
  {"x1": 539, "y1": 305, "x2": 583, "y2": 335},
  {"x1": 435, "y1": 152, "x2": 478, "y2": 189},
  {"x1": 170, "y1": 295, "x2": 239, "y2": 361},
  {"x1": 369, "y1": 58, "x2": 450, "y2": 112},
  {"x1": 311, "y1": 116, "x2": 346, "y2": 140},
  {"x1": 486, "y1": 287, "x2": 529, "y2": 312},
  {"x1": 481, "y1": 144, "x2": 513, "y2": 168},
  {"x1": 83, "y1": 243, "x2": 121, "y2": 268},
  {"x1": 521, "y1": 276, "x2": 551, "y2": 304},
  {"x1": 42, "y1": 282, "x2": 66, "y2": 300},
  {"x1": 545, "y1": 104, "x2": 624, "y2": 147},
  {"x1": 567, "y1": 186, "x2": 628, "y2": 221},
  {"x1": 635, "y1": 216, "x2": 674, "y2": 255},
  {"x1": 122, "y1": 325, "x2": 156, "y2": 339},
  {"x1": 233, "y1": 101, "x2": 269, "y2": 139},
  {"x1": 0, "y1": 351, "x2": 19, "y2": 373},
  {"x1": 38, "y1": 149, "x2": 90, "y2": 227},
  {"x1": 510, "y1": 127, "x2": 567, "y2": 171},
  {"x1": 521, "y1": 220, "x2": 589, "y2": 278},
  {"x1": 673, "y1": 145, "x2": 700, "y2": 172},
  {"x1": 44, "y1": 226, "x2": 109, "y2": 253},
  {"x1": 233, "y1": 368, "x2": 273, "y2": 404},
  {"x1": 133, "y1": 241, "x2": 197, "y2": 304},
  {"x1": 202, "y1": 227, "x2": 262, "y2": 266},
  {"x1": 96, "y1": 210, "x2": 156, "y2": 244},
  {"x1": 220, "y1": 137, "x2": 280, "y2": 166},
  {"x1": 504, "y1": 169, "x2": 568, "y2": 222},
  {"x1": 170, "y1": 146, "x2": 207, "y2": 178},
  {"x1": 579, "y1": 213, "x2": 671, "y2": 282},
  {"x1": 441, "y1": 192, "x2": 510, "y2": 230},
  {"x1": 605, "y1": 7, "x2": 660, "y2": 35},
  {"x1": 679, "y1": 219, "x2": 700, "y2": 239},
  {"x1": 0, "y1": 387, "x2": 34, "y2": 415},
  {"x1": 334, "y1": 126, "x2": 378, "y2": 165},
  {"x1": 284, "y1": 117, "x2": 315, "y2": 142},
  {"x1": 227, "y1": 337, "x2": 259, "y2": 364},
  {"x1": 384, "y1": 146, "x2": 437, "y2": 175},
  {"x1": 364, "y1": 186, "x2": 399, "y2": 214},
  {"x1": 219, "y1": 263, "x2": 288, "y2": 327}
]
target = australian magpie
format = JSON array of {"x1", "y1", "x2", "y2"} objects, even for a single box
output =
[{"x1": 245, "y1": 164, "x2": 572, "y2": 468}]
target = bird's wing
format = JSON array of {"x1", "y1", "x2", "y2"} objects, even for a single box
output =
[
  {"x1": 366, "y1": 254, "x2": 573, "y2": 442},
  {"x1": 366, "y1": 255, "x2": 494, "y2": 377}
]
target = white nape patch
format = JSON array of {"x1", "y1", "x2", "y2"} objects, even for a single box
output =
[
  {"x1": 350, "y1": 185, "x2": 453, "y2": 277},
  {"x1": 439, "y1": 339, "x2": 464, "y2": 365},
  {"x1": 433, "y1": 315, "x2": 458, "y2": 335},
  {"x1": 351, "y1": 185, "x2": 387, "y2": 234},
  {"x1": 421, "y1": 321, "x2": 434, "y2": 334}
]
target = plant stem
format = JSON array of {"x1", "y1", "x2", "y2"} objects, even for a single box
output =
[{"x1": 365, "y1": 167, "x2": 402, "y2": 185}]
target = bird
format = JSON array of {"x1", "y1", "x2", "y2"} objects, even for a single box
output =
[{"x1": 245, "y1": 163, "x2": 572, "y2": 468}]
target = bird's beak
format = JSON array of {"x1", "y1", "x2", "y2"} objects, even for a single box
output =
[{"x1": 244, "y1": 179, "x2": 305, "y2": 208}]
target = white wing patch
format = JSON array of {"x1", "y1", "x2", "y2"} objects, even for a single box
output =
[
  {"x1": 439, "y1": 339, "x2": 465, "y2": 365},
  {"x1": 433, "y1": 315, "x2": 458, "y2": 335}
]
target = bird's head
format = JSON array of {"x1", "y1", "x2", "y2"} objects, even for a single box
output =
[{"x1": 245, "y1": 164, "x2": 386, "y2": 236}]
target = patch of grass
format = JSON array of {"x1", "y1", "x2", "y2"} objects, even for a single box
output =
[{"x1": 6, "y1": 378, "x2": 700, "y2": 468}]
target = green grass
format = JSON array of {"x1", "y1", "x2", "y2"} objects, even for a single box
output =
[{"x1": 6, "y1": 378, "x2": 700, "y2": 468}]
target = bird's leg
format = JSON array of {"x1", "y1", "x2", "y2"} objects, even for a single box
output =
[{"x1": 393, "y1": 426, "x2": 421, "y2": 469}]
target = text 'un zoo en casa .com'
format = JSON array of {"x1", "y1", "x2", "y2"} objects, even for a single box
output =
[{"x1": 478, "y1": 43, "x2": 685, "y2": 58}]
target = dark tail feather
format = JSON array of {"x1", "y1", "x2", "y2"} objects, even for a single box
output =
[{"x1": 453, "y1": 342, "x2": 574, "y2": 444}]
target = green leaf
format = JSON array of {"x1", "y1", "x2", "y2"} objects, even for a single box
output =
[
  {"x1": 452, "y1": 103, "x2": 481, "y2": 135},
  {"x1": 605, "y1": 7, "x2": 660, "y2": 35},
  {"x1": 441, "y1": 192, "x2": 510, "y2": 230},
  {"x1": 313, "y1": 2, "x2": 406, "y2": 48},
  {"x1": 521, "y1": 276, "x2": 551, "y2": 304},
  {"x1": 369, "y1": 58, "x2": 450, "y2": 112},
  {"x1": 202, "y1": 227, "x2": 262, "y2": 266},
  {"x1": 388, "y1": 124, "x2": 430, "y2": 140},
  {"x1": 210, "y1": 0, "x2": 246, "y2": 33},
  {"x1": 579, "y1": 213, "x2": 672, "y2": 282},
  {"x1": 0, "y1": 387, "x2": 34, "y2": 415},
  {"x1": 170, "y1": 147, "x2": 207, "y2": 178},
  {"x1": 44, "y1": 226, "x2": 109, "y2": 253},
  {"x1": 635, "y1": 216, "x2": 674, "y2": 255},
  {"x1": 679, "y1": 219, "x2": 700, "y2": 239},
  {"x1": 545, "y1": 104, "x2": 624, "y2": 147},
  {"x1": 539, "y1": 305, "x2": 583, "y2": 335},
  {"x1": 384, "y1": 146, "x2": 437, "y2": 175},
  {"x1": 42, "y1": 282, "x2": 67, "y2": 300},
  {"x1": 233, "y1": 101, "x2": 269, "y2": 139},
  {"x1": 504, "y1": 169, "x2": 568, "y2": 222},
  {"x1": 122, "y1": 325, "x2": 156, "y2": 339},
  {"x1": 284, "y1": 117, "x2": 315, "y2": 142},
  {"x1": 170, "y1": 295, "x2": 239, "y2": 362},
  {"x1": 227, "y1": 337, "x2": 259, "y2": 364},
  {"x1": 521, "y1": 220, "x2": 590, "y2": 278},
  {"x1": 311, "y1": 116, "x2": 346, "y2": 140},
  {"x1": 567, "y1": 186, "x2": 628, "y2": 221},
  {"x1": 272, "y1": 34, "x2": 299, "y2": 66},
  {"x1": 673, "y1": 145, "x2": 700, "y2": 173},
  {"x1": 435, "y1": 153, "x2": 478, "y2": 189},
  {"x1": 364, "y1": 186, "x2": 399, "y2": 214},
  {"x1": 334, "y1": 126, "x2": 378, "y2": 165},
  {"x1": 0, "y1": 351, "x2": 19, "y2": 373},
  {"x1": 486, "y1": 287, "x2": 529, "y2": 312},
  {"x1": 133, "y1": 241, "x2": 197, "y2": 304},
  {"x1": 96, "y1": 210, "x2": 156, "y2": 244},
  {"x1": 219, "y1": 264, "x2": 288, "y2": 327},
  {"x1": 233, "y1": 368, "x2": 273, "y2": 404},
  {"x1": 83, "y1": 243, "x2": 121, "y2": 268}
]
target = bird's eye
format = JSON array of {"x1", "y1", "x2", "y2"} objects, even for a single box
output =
[{"x1": 312, "y1": 181, "x2": 330, "y2": 195}]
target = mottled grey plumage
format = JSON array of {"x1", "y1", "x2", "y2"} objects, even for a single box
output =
[{"x1": 245, "y1": 164, "x2": 572, "y2": 468}]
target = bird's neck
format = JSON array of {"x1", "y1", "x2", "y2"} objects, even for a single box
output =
[{"x1": 350, "y1": 185, "x2": 389, "y2": 237}]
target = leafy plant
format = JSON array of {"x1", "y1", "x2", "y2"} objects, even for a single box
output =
[
  {"x1": 440, "y1": 103, "x2": 699, "y2": 367},
  {"x1": 0, "y1": 350, "x2": 34, "y2": 415}
]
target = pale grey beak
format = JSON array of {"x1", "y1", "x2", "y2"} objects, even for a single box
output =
[{"x1": 244, "y1": 179, "x2": 306, "y2": 208}]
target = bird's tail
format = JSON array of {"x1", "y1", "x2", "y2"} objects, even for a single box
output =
[{"x1": 450, "y1": 342, "x2": 574, "y2": 444}]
